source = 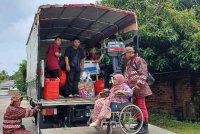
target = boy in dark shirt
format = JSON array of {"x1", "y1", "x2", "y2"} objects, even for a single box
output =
[{"x1": 64, "y1": 37, "x2": 85, "y2": 97}]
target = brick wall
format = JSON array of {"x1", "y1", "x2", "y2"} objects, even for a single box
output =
[{"x1": 146, "y1": 71, "x2": 200, "y2": 116}]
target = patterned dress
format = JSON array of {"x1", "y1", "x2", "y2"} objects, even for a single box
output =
[
  {"x1": 3, "y1": 105, "x2": 36, "y2": 134},
  {"x1": 92, "y1": 74, "x2": 133, "y2": 122},
  {"x1": 124, "y1": 55, "x2": 152, "y2": 98}
]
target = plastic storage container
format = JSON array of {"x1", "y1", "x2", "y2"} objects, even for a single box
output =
[
  {"x1": 43, "y1": 78, "x2": 59, "y2": 99},
  {"x1": 94, "y1": 79, "x2": 104, "y2": 95}
]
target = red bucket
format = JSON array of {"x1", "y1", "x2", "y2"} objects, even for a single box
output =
[
  {"x1": 43, "y1": 78, "x2": 59, "y2": 99},
  {"x1": 94, "y1": 79, "x2": 104, "y2": 95}
]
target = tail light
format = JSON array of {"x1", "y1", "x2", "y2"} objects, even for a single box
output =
[{"x1": 41, "y1": 108, "x2": 57, "y2": 115}]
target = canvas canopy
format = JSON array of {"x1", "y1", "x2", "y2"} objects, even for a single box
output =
[{"x1": 38, "y1": 4, "x2": 137, "y2": 45}]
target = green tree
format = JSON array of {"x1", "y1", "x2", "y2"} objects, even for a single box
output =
[
  {"x1": 0, "y1": 70, "x2": 10, "y2": 83},
  {"x1": 13, "y1": 60, "x2": 27, "y2": 93},
  {"x1": 101, "y1": 0, "x2": 200, "y2": 72}
]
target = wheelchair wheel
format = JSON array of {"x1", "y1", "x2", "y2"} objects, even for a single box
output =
[{"x1": 119, "y1": 104, "x2": 143, "y2": 134}]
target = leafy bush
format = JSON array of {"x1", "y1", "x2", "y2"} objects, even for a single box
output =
[{"x1": 101, "y1": 0, "x2": 200, "y2": 72}]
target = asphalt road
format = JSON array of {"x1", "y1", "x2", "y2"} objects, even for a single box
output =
[{"x1": 0, "y1": 94, "x2": 175, "y2": 134}]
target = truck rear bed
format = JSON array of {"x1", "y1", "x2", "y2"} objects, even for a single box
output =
[{"x1": 32, "y1": 97, "x2": 97, "y2": 106}]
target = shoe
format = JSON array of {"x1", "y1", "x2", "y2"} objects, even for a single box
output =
[
  {"x1": 68, "y1": 94, "x2": 73, "y2": 98},
  {"x1": 73, "y1": 94, "x2": 80, "y2": 97},
  {"x1": 131, "y1": 120, "x2": 141, "y2": 130},
  {"x1": 137, "y1": 122, "x2": 149, "y2": 134}
]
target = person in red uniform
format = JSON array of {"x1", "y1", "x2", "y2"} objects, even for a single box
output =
[
  {"x1": 46, "y1": 36, "x2": 62, "y2": 78},
  {"x1": 122, "y1": 47, "x2": 152, "y2": 134},
  {"x1": 3, "y1": 95, "x2": 39, "y2": 134}
]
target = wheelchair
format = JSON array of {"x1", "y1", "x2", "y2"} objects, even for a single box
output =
[{"x1": 87, "y1": 93, "x2": 144, "y2": 134}]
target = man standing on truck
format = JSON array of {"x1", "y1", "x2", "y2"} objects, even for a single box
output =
[
  {"x1": 64, "y1": 37, "x2": 85, "y2": 97},
  {"x1": 46, "y1": 36, "x2": 62, "y2": 78},
  {"x1": 122, "y1": 47, "x2": 152, "y2": 134}
]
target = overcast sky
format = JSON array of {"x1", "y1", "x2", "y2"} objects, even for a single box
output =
[{"x1": 0, "y1": 0, "x2": 96, "y2": 75}]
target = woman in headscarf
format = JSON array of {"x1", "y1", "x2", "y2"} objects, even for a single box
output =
[
  {"x1": 3, "y1": 95, "x2": 39, "y2": 134},
  {"x1": 90, "y1": 74, "x2": 133, "y2": 127}
]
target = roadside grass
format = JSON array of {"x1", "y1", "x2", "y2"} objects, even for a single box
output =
[{"x1": 149, "y1": 113, "x2": 200, "y2": 134}]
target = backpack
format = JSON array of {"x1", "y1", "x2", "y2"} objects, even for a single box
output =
[{"x1": 147, "y1": 72, "x2": 155, "y2": 85}]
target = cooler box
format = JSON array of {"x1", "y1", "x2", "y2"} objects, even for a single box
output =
[
  {"x1": 43, "y1": 78, "x2": 59, "y2": 99},
  {"x1": 84, "y1": 60, "x2": 100, "y2": 74}
]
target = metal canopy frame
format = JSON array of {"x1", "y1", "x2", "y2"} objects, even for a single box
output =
[{"x1": 38, "y1": 4, "x2": 137, "y2": 45}]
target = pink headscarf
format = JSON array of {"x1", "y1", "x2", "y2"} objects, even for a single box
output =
[{"x1": 110, "y1": 74, "x2": 126, "y2": 93}]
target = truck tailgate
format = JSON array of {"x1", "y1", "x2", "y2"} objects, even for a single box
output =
[{"x1": 32, "y1": 97, "x2": 97, "y2": 106}]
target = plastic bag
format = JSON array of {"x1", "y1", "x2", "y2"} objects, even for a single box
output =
[{"x1": 78, "y1": 73, "x2": 95, "y2": 97}]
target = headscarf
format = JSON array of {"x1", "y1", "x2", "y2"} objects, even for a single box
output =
[
  {"x1": 10, "y1": 95, "x2": 23, "y2": 105},
  {"x1": 110, "y1": 74, "x2": 126, "y2": 93}
]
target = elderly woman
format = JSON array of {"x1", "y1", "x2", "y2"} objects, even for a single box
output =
[
  {"x1": 90, "y1": 74, "x2": 133, "y2": 127},
  {"x1": 3, "y1": 95, "x2": 38, "y2": 134}
]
